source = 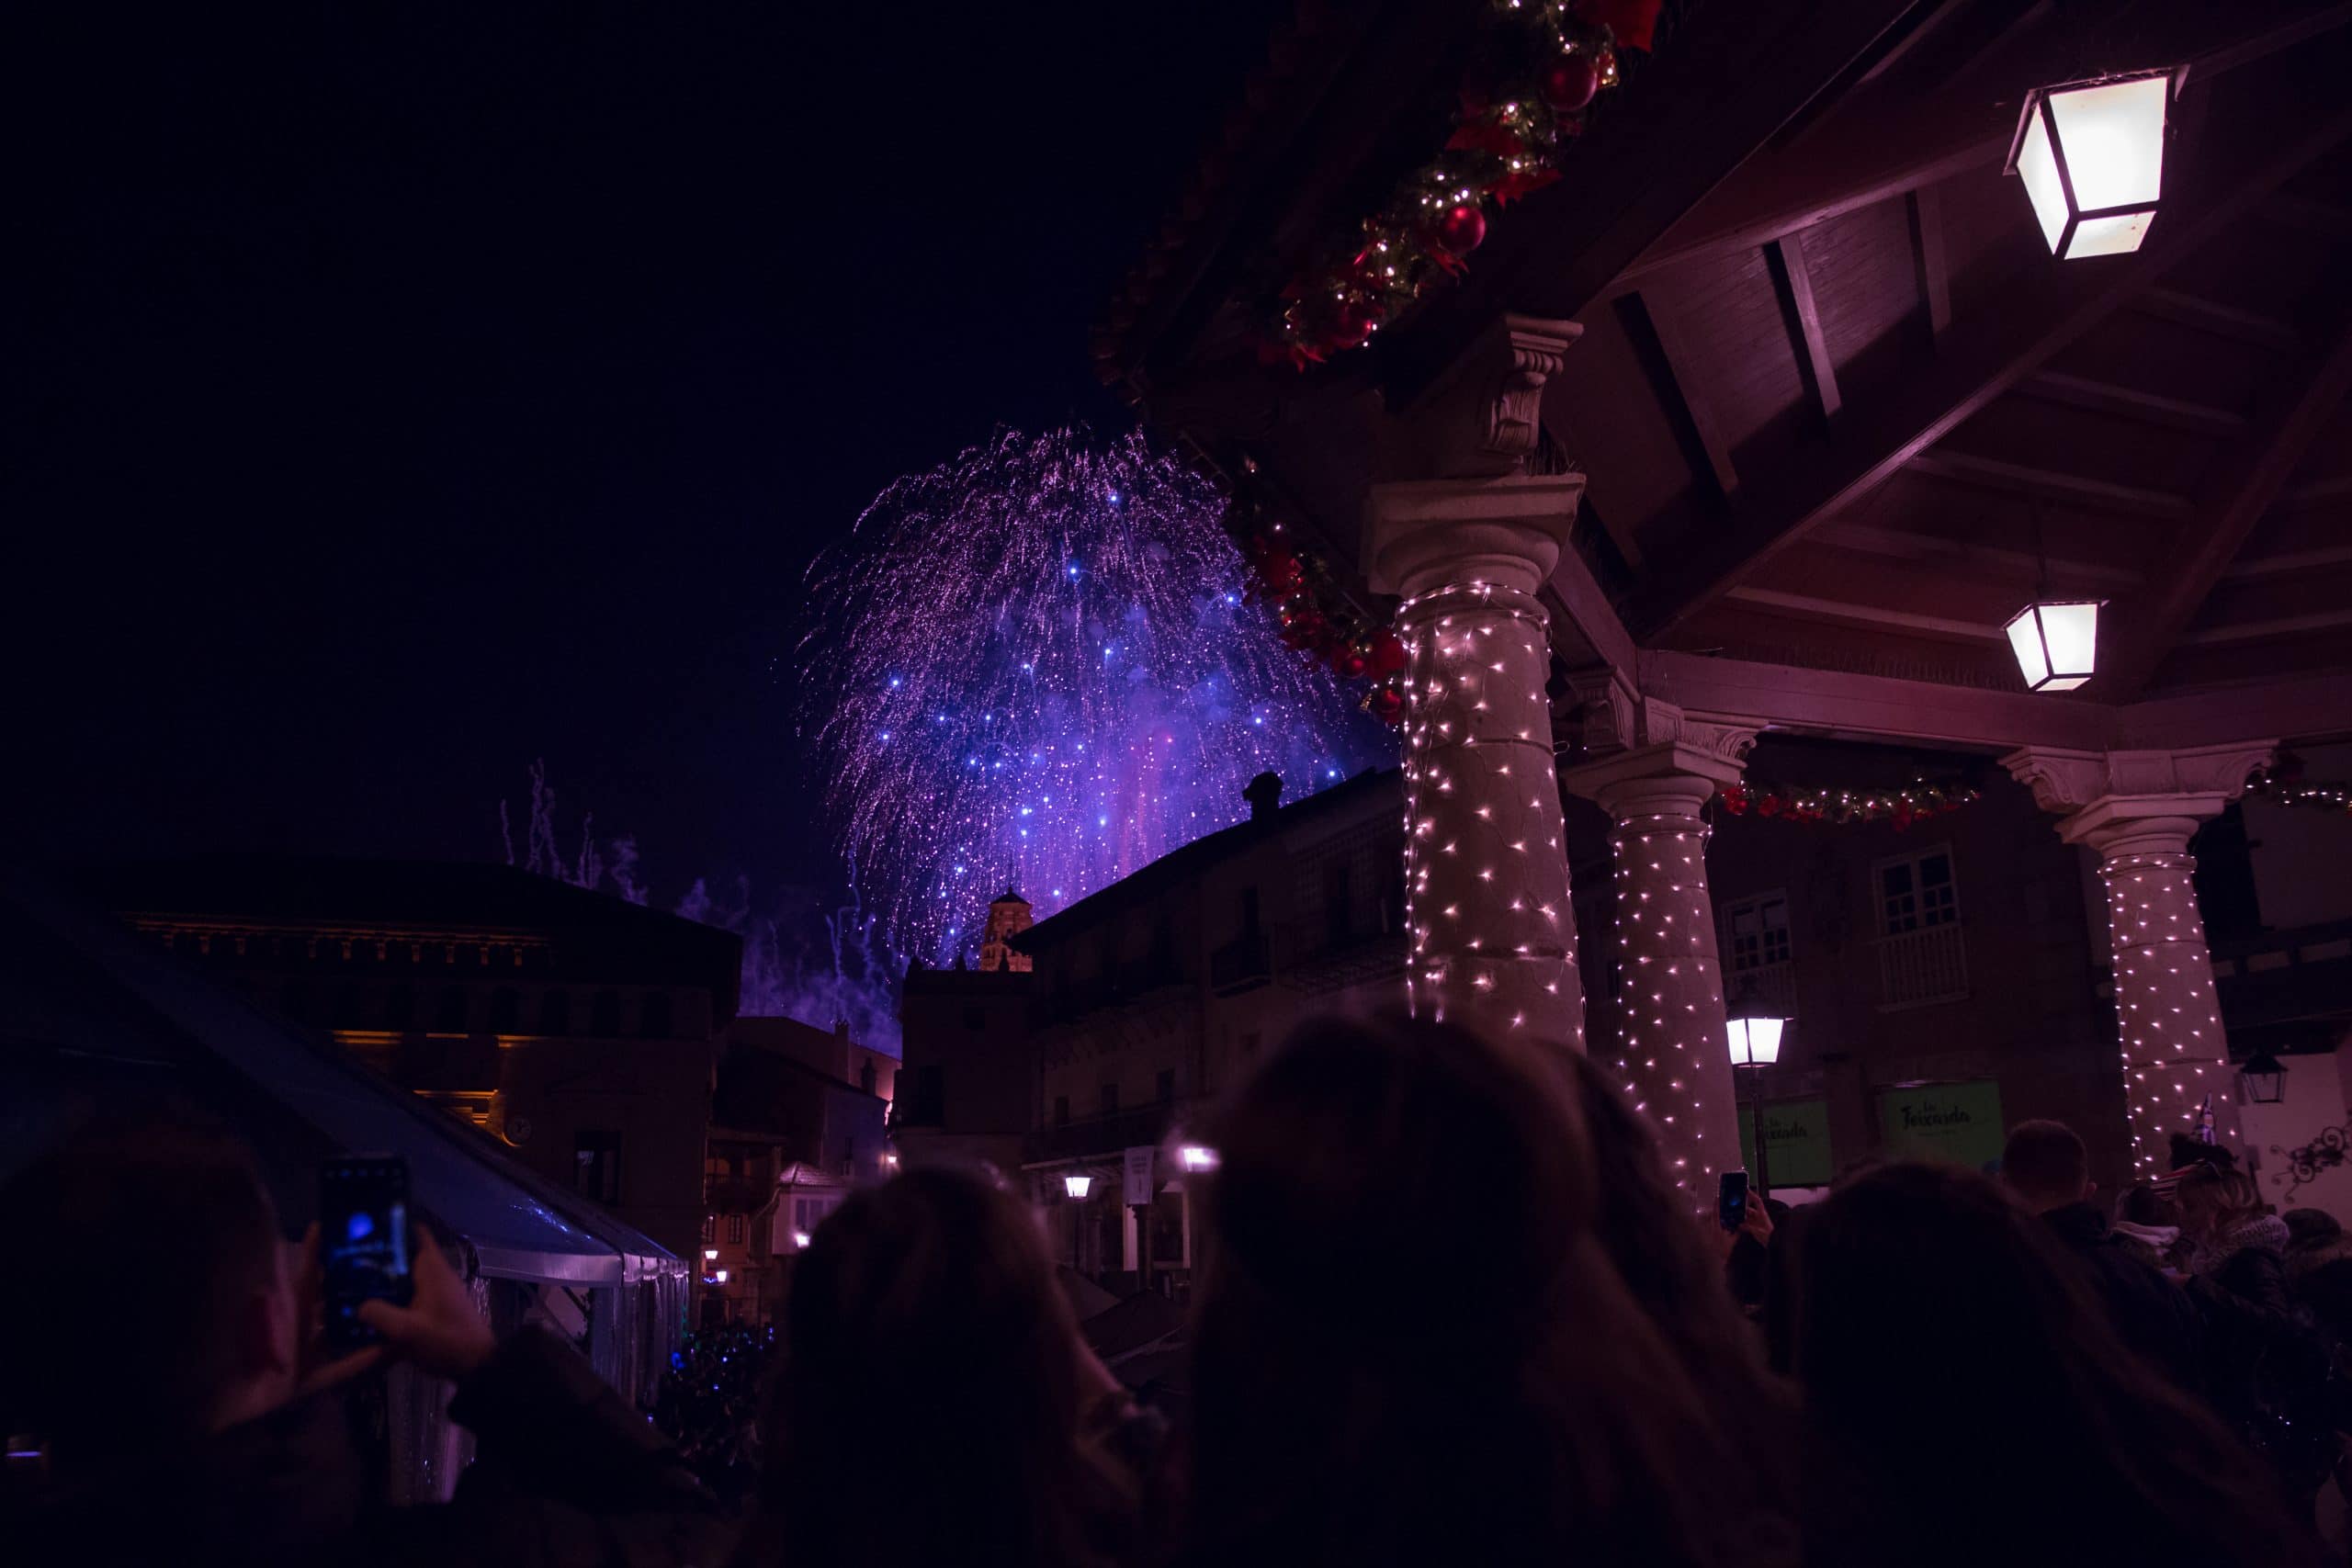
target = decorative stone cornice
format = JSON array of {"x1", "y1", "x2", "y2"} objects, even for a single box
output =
[
  {"x1": 1557, "y1": 677, "x2": 1760, "y2": 800},
  {"x1": 1381, "y1": 312, "x2": 1583, "y2": 480},
  {"x1": 2000, "y1": 740, "x2": 2276, "y2": 855},
  {"x1": 1998, "y1": 741, "x2": 2277, "y2": 817}
]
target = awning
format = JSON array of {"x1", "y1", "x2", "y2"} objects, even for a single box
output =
[{"x1": 0, "y1": 874, "x2": 681, "y2": 1288}]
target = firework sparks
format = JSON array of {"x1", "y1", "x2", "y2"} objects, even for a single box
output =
[{"x1": 805, "y1": 428, "x2": 1389, "y2": 964}]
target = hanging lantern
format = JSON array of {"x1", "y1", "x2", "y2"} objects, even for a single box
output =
[
  {"x1": 2005, "y1": 67, "x2": 2185, "y2": 259},
  {"x1": 1063, "y1": 1172, "x2": 1094, "y2": 1200},
  {"x1": 2005, "y1": 600, "x2": 2103, "y2": 692},
  {"x1": 2241, "y1": 1052, "x2": 2286, "y2": 1106},
  {"x1": 1724, "y1": 1010, "x2": 1785, "y2": 1068}
]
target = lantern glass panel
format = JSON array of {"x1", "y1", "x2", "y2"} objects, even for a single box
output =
[
  {"x1": 2014, "y1": 109, "x2": 2070, "y2": 253},
  {"x1": 2049, "y1": 75, "x2": 2169, "y2": 215}
]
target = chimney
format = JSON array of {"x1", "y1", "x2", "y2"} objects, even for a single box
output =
[{"x1": 1243, "y1": 772, "x2": 1283, "y2": 821}]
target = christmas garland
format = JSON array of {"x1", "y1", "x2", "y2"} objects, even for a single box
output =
[
  {"x1": 1266, "y1": 0, "x2": 1664, "y2": 368},
  {"x1": 2246, "y1": 771, "x2": 2352, "y2": 814},
  {"x1": 1238, "y1": 514, "x2": 1408, "y2": 725},
  {"x1": 1720, "y1": 782, "x2": 1981, "y2": 829}
]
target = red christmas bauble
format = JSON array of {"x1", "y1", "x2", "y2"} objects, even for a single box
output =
[
  {"x1": 1331, "y1": 646, "x2": 1370, "y2": 680},
  {"x1": 1333, "y1": 299, "x2": 1379, "y2": 346},
  {"x1": 1367, "y1": 631, "x2": 1408, "y2": 677},
  {"x1": 1434, "y1": 203, "x2": 1487, "y2": 255},
  {"x1": 1369, "y1": 687, "x2": 1406, "y2": 726},
  {"x1": 1756, "y1": 794, "x2": 1782, "y2": 818},
  {"x1": 1542, "y1": 55, "x2": 1599, "y2": 112}
]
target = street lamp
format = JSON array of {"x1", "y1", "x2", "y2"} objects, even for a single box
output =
[
  {"x1": 2006, "y1": 67, "x2": 2184, "y2": 259},
  {"x1": 2005, "y1": 601, "x2": 2102, "y2": 692},
  {"x1": 1178, "y1": 1145, "x2": 1220, "y2": 1173},
  {"x1": 1726, "y1": 1005, "x2": 1786, "y2": 1201},
  {"x1": 2242, "y1": 1052, "x2": 2286, "y2": 1106},
  {"x1": 1063, "y1": 1172, "x2": 1094, "y2": 1200}
]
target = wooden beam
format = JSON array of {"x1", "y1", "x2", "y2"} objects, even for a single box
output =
[
  {"x1": 1907, "y1": 185, "x2": 1952, "y2": 344},
  {"x1": 1623, "y1": 288, "x2": 1742, "y2": 501},
  {"x1": 1818, "y1": 519, "x2": 2145, "y2": 590},
  {"x1": 1542, "y1": 525, "x2": 1639, "y2": 676},
  {"x1": 1630, "y1": 95, "x2": 2352, "y2": 639},
  {"x1": 2116, "y1": 667, "x2": 2352, "y2": 747},
  {"x1": 2101, "y1": 315, "x2": 2352, "y2": 694},
  {"x1": 1724, "y1": 586, "x2": 2001, "y2": 642},
  {"x1": 2180, "y1": 609, "x2": 2352, "y2": 649},
  {"x1": 2133, "y1": 288, "x2": 2303, "y2": 355},
  {"x1": 2282, "y1": 473, "x2": 2352, "y2": 508},
  {"x1": 1905, "y1": 449, "x2": 2195, "y2": 519},
  {"x1": 2257, "y1": 191, "x2": 2352, "y2": 245},
  {"x1": 1637, "y1": 648, "x2": 2105, "y2": 751},
  {"x1": 1768, "y1": 235, "x2": 1842, "y2": 423},
  {"x1": 2018, "y1": 370, "x2": 2248, "y2": 438},
  {"x1": 2226, "y1": 545, "x2": 2352, "y2": 581}
]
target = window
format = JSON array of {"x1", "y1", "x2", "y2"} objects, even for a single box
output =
[
  {"x1": 859, "y1": 1059, "x2": 877, "y2": 1094},
  {"x1": 1324, "y1": 860, "x2": 1354, "y2": 947},
  {"x1": 489, "y1": 987, "x2": 521, "y2": 1033},
  {"x1": 1723, "y1": 893, "x2": 1792, "y2": 974},
  {"x1": 1878, "y1": 848, "x2": 1960, "y2": 935},
  {"x1": 702, "y1": 1213, "x2": 715, "y2": 1244},
  {"x1": 1157, "y1": 1068, "x2": 1175, "y2": 1102},
  {"x1": 1239, "y1": 886, "x2": 1261, "y2": 936},
  {"x1": 1054, "y1": 1094, "x2": 1070, "y2": 1126},
  {"x1": 435, "y1": 986, "x2": 469, "y2": 1032},
  {"x1": 385, "y1": 985, "x2": 416, "y2": 1030},
  {"x1": 792, "y1": 1196, "x2": 840, "y2": 1233},
  {"x1": 639, "y1": 992, "x2": 673, "y2": 1038},
  {"x1": 575, "y1": 1131, "x2": 623, "y2": 1205},
  {"x1": 1100, "y1": 1082, "x2": 1119, "y2": 1116},
  {"x1": 726, "y1": 1213, "x2": 745, "y2": 1246},
  {"x1": 590, "y1": 989, "x2": 622, "y2": 1036},
  {"x1": 539, "y1": 988, "x2": 572, "y2": 1034}
]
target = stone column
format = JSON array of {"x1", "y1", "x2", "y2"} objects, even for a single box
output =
[
  {"x1": 1368, "y1": 475, "x2": 1587, "y2": 1049},
  {"x1": 1562, "y1": 688, "x2": 1757, "y2": 1204},
  {"x1": 2004, "y1": 741, "x2": 2275, "y2": 1179}
]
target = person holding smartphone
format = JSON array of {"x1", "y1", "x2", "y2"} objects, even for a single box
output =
[{"x1": 0, "y1": 1109, "x2": 729, "y2": 1568}]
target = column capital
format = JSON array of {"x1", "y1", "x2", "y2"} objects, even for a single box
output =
[
  {"x1": 1558, "y1": 675, "x2": 1758, "y2": 810},
  {"x1": 1999, "y1": 740, "x2": 2275, "y2": 852},
  {"x1": 1365, "y1": 473, "x2": 1587, "y2": 600}
]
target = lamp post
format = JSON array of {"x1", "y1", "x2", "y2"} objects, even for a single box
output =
[
  {"x1": 1725, "y1": 1007, "x2": 1786, "y2": 1201},
  {"x1": 1063, "y1": 1171, "x2": 1093, "y2": 1271},
  {"x1": 2242, "y1": 1052, "x2": 2286, "y2": 1106},
  {"x1": 2005, "y1": 67, "x2": 2185, "y2": 259}
]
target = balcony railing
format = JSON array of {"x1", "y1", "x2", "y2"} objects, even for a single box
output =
[
  {"x1": 1209, "y1": 932, "x2": 1272, "y2": 996},
  {"x1": 1875, "y1": 921, "x2": 1968, "y2": 1010}
]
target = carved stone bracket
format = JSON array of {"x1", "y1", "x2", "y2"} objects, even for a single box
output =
[{"x1": 1381, "y1": 312, "x2": 1584, "y2": 480}]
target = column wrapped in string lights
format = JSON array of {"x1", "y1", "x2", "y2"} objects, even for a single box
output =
[
  {"x1": 1369, "y1": 475, "x2": 1588, "y2": 1049},
  {"x1": 2081, "y1": 813, "x2": 2239, "y2": 1177},
  {"x1": 2003, "y1": 742, "x2": 2275, "y2": 1179},
  {"x1": 1563, "y1": 734, "x2": 1753, "y2": 1206}
]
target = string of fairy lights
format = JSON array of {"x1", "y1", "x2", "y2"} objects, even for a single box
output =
[
  {"x1": 1398, "y1": 579, "x2": 1582, "y2": 1046},
  {"x1": 2101, "y1": 847, "x2": 2237, "y2": 1178}
]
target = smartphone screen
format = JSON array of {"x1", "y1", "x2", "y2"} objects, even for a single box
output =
[
  {"x1": 321, "y1": 1156, "x2": 413, "y2": 1350},
  {"x1": 1717, "y1": 1168, "x2": 1750, "y2": 1234}
]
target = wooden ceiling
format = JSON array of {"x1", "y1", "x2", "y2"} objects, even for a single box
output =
[
  {"x1": 1546, "y1": 1, "x2": 2352, "y2": 699},
  {"x1": 1102, "y1": 0, "x2": 2352, "y2": 713}
]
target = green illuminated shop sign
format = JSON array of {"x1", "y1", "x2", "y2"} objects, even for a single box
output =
[
  {"x1": 1879, "y1": 1079, "x2": 2006, "y2": 1173},
  {"x1": 1737, "y1": 1096, "x2": 1833, "y2": 1188}
]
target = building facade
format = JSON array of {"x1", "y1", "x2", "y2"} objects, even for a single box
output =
[{"x1": 97, "y1": 855, "x2": 739, "y2": 1262}]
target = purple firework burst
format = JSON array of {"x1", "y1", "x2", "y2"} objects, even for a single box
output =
[{"x1": 804, "y1": 427, "x2": 1389, "y2": 965}]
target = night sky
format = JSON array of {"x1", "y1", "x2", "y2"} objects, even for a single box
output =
[{"x1": 6, "y1": 3, "x2": 1285, "y2": 907}]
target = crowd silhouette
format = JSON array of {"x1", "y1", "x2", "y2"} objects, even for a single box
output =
[{"x1": 6, "y1": 1013, "x2": 2346, "y2": 1566}]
